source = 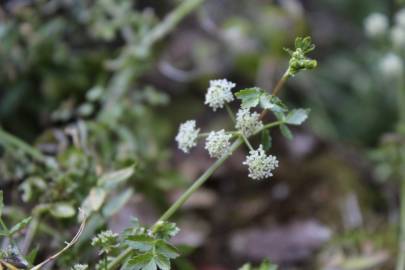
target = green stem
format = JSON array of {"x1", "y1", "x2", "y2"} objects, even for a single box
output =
[
  {"x1": 140, "y1": 0, "x2": 205, "y2": 50},
  {"x1": 397, "y1": 173, "x2": 405, "y2": 270},
  {"x1": 106, "y1": 120, "x2": 286, "y2": 269},
  {"x1": 272, "y1": 70, "x2": 290, "y2": 96},
  {"x1": 225, "y1": 104, "x2": 236, "y2": 123},
  {"x1": 397, "y1": 72, "x2": 405, "y2": 270},
  {"x1": 0, "y1": 128, "x2": 46, "y2": 162},
  {"x1": 158, "y1": 138, "x2": 242, "y2": 222}
]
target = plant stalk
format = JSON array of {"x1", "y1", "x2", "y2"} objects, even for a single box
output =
[{"x1": 0, "y1": 128, "x2": 46, "y2": 163}]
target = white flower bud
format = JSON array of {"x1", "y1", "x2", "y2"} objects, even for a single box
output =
[
  {"x1": 175, "y1": 120, "x2": 200, "y2": 153},
  {"x1": 235, "y1": 108, "x2": 263, "y2": 137},
  {"x1": 243, "y1": 145, "x2": 278, "y2": 180},
  {"x1": 205, "y1": 130, "x2": 232, "y2": 158},
  {"x1": 364, "y1": 13, "x2": 388, "y2": 38},
  {"x1": 379, "y1": 53, "x2": 403, "y2": 78},
  {"x1": 205, "y1": 79, "x2": 236, "y2": 111}
]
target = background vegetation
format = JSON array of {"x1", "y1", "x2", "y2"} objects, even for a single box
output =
[{"x1": 0, "y1": 0, "x2": 403, "y2": 269}]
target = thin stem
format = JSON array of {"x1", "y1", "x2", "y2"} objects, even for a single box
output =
[
  {"x1": 272, "y1": 70, "x2": 290, "y2": 96},
  {"x1": 140, "y1": 0, "x2": 205, "y2": 51},
  {"x1": 225, "y1": 104, "x2": 236, "y2": 123},
  {"x1": 260, "y1": 70, "x2": 290, "y2": 120},
  {"x1": 0, "y1": 128, "x2": 47, "y2": 162},
  {"x1": 396, "y1": 73, "x2": 405, "y2": 270},
  {"x1": 397, "y1": 173, "x2": 405, "y2": 270},
  {"x1": 106, "y1": 120, "x2": 286, "y2": 269},
  {"x1": 107, "y1": 139, "x2": 243, "y2": 270},
  {"x1": 159, "y1": 138, "x2": 242, "y2": 222},
  {"x1": 225, "y1": 104, "x2": 253, "y2": 150},
  {"x1": 21, "y1": 215, "x2": 40, "y2": 255}
]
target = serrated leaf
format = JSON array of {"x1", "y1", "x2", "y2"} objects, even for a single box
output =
[
  {"x1": 155, "y1": 254, "x2": 170, "y2": 270},
  {"x1": 235, "y1": 88, "x2": 262, "y2": 108},
  {"x1": 153, "y1": 221, "x2": 179, "y2": 240},
  {"x1": 280, "y1": 125, "x2": 293, "y2": 140},
  {"x1": 261, "y1": 130, "x2": 272, "y2": 151},
  {"x1": 127, "y1": 253, "x2": 154, "y2": 269},
  {"x1": 49, "y1": 202, "x2": 76, "y2": 218},
  {"x1": 98, "y1": 166, "x2": 135, "y2": 189},
  {"x1": 285, "y1": 109, "x2": 310, "y2": 125},
  {"x1": 143, "y1": 260, "x2": 157, "y2": 270},
  {"x1": 126, "y1": 235, "x2": 155, "y2": 252},
  {"x1": 155, "y1": 240, "x2": 179, "y2": 259},
  {"x1": 259, "y1": 94, "x2": 288, "y2": 113},
  {"x1": 9, "y1": 217, "x2": 32, "y2": 235}
]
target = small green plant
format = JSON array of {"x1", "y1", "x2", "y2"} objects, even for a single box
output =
[{"x1": 87, "y1": 36, "x2": 317, "y2": 270}]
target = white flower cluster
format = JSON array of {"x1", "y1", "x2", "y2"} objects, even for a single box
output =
[
  {"x1": 71, "y1": 264, "x2": 88, "y2": 270},
  {"x1": 235, "y1": 108, "x2": 263, "y2": 137},
  {"x1": 243, "y1": 145, "x2": 279, "y2": 180},
  {"x1": 364, "y1": 13, "x2": 388, "y2": 38},
  {"x1": 379, "y1": 52, "x2": 403, "y2": 78},
  {"x1": 175, "y1": 120, "x2": 200, "y2": 153},
  {"x1": 205, "y1": 130, "x2": 232, "y2": 158},
  {"x1": 205, "y1": 79, "x2": 236, "y2": 111},
  {"x1": 175, "y1": 79, "x2": 279, "y2": 180}
]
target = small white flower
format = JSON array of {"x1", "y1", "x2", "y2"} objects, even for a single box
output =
[
  {"x1": 205, "y1": 79, "x2": 236, "y2": 111},
  {"x1": 396, "y1": 8, "x2": 405, "y2": 28},
  {"x1": 391, "y1": 26, "x2": 405, "y2": 48},
  {"x1": 379, "y1": 53, "x2": 403, "y2": 78},
  {"x1": 235, "y1": 108, "x2": 263, "y2": 137},
  {"x1": 205, "y1": 130, "x2": 232, "y2": 158},
  {"x1": 175, "y1": 120, "x2": 200, "y2": 153},
  {"x1": 71, "y1": 264, "x2": 88, "y2": 270},
  {"x1": 243, "y1": 145, "x2": 278, "y2": 180},
  {"x1": 364, "y1": 13, "x2": 388, "y2": 38}
]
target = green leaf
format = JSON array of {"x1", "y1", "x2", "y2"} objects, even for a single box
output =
[
  {"x1": 143, "y1": 260, "x2": 157, "y2": 270},
  {"x1": 126, "y1": 235, "x2": 155, "y2": 252},
  {"x1": 102, "y1": 188, "x2": 133, "y2": 217},
  {"x1": 259, "y1": 94, "x2": 288, "y2": 113},
  {"x1": 127, "y1": 253, "x2": 154, "y2": 270},
  {"x1": 235, "y1": 88, "x2": 262, "y2": 108},
  {"x1": 285, "y1": 109, "x2": 310, "y2": 125},
  {"x1": 155, "y1": 254, "x2": 170, "y2": 270},
  {"x1": 49, "y1": 202, "x2": 76, "y2": 218},
  {"x1": 155, "y1": 240, "x2": 179, "y2": 259},
  {"x1": 261, "y1": 130, "x2": 272, "y2": 151},
  {"x1": 9, "y1": 217, "x2": 32, "y2": 235},
  {"x1": 26, "y1": 247, "x2": 39, "y2": 265},
  {"x1": 153, "y1": 221, "x2": 180, "y2": 240},
  {"x1": 81, "y1": 187, "x2": 107, "y2": 215},
  {"x1": 280, "y1": 125, "x2": 293, "y2": 140},
  {"x1": 98, "y1": 166, "x2": 135, "y2": 189},
  {"x1": 0, "y1": 190, "x2": 3, "y2": 217}
]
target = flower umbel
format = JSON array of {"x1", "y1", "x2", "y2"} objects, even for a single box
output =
[
  {"x1": 243, "y1": 145, "x2": 278, "y2": 180},
  {"x1": 235, "y1": 108, "x2": 263, "y2": 137},
  {"x1": 91, "y1": 230, "x2": 119, "y2": 255},
  {"x1": 205, "y1": 129, "x2": 233, "y2": 158},
  {"x1": 205, "y1": 79, "x2": 236, "y2": 111},
  {"x1": 175, "y1": 120, "x2": 200, "y2": 153}
]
